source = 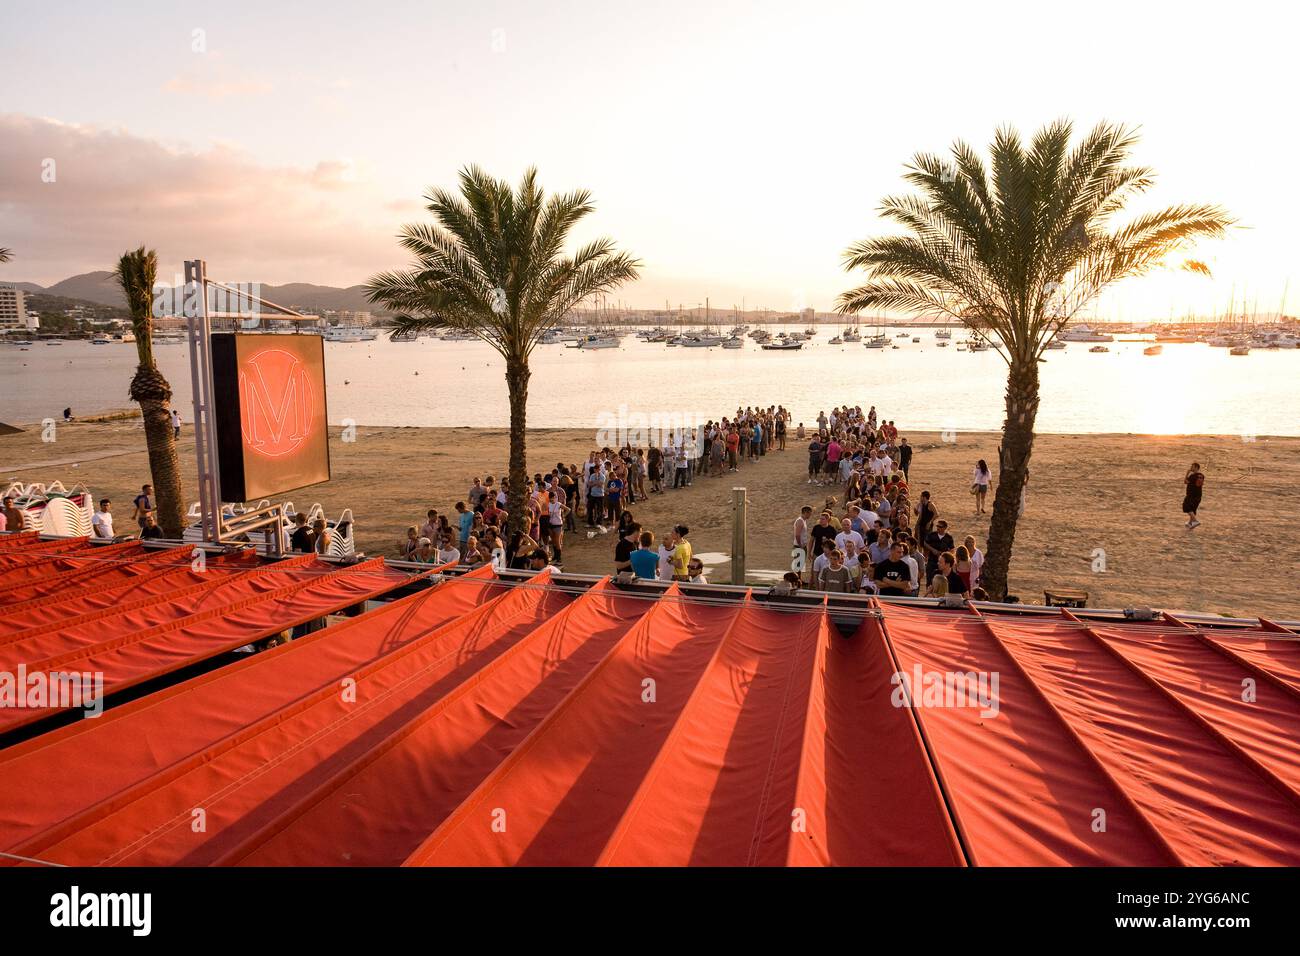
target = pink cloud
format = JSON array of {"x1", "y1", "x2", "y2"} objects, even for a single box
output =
[{"x1": 0, "y1": 114, "x2": 405, "y2": 287}]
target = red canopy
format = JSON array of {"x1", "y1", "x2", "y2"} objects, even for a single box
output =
[{"x1": 1, "y1": 533, "x2": 1297, "y2": 867}]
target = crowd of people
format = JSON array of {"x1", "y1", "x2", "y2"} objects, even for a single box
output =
[
  {"x1": 788, "y1": 404, "x2": 988, "y2": 599},
  {"x1": 400, "y1": 406, "x2": 793, "y2": 580}
]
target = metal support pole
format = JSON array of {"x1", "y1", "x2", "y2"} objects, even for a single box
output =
[
  {"x1": 184, "y1": 259, "x2": 223, "y2": 546},
  {"x1": 731, "y1": 487, "x2": 747, "y2": 585}
]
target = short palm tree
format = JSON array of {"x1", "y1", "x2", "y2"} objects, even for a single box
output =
[
  {"x1": 113, "y1": 246, "x2": 186, "y2": 537},
  {"x1": 366, "y1": 166, "x2": 641, "y2": 536},
  {"x1": 839, "y1": 121, "x2": 1232, "y2": 599}
]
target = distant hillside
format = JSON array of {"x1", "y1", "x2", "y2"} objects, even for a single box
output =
[
  {"x1": 42, "y1": 271, "x2": 126, "y2": 307},
  {"x1": 20, "y1": 272, "x2": 387, "y2": 314},
  {"x1": 256, "y1": 283, "x2": 381, "y2": 313}
]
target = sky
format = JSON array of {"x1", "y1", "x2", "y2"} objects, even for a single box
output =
[{"x1": 1, "y1": 0, "x2": 1296, "y2": 319}]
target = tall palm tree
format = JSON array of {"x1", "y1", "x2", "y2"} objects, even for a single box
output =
[
  {"x1": 366, "y1": 166, "x2": 641, "y2": 536},
  {"x1": 112, "y1": 246, "x2": 185, "y2": 537},
  {"x1": 839, "y1": 121, "x2": 1232, "y2": 599}
]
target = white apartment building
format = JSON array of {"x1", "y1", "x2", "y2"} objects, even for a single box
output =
[{"x1": 0, "y1": 283, "x2": 38, "y2": 330}]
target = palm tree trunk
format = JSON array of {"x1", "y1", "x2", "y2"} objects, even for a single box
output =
[
  {"x1": 129, "y1": 358, "x2": 186, "y2": 539},
  {"x1": 504, "y1": 357, "x2": 531, "y2": 541},
  {"x1": 139, "y1": 397, "x2": 186, "y2": 537},
  {"x1": 981, "y1": 357, "x2": 1040, "y2": 600}
]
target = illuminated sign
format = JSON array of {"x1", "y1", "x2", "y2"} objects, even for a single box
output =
[{"x1": 211, "y1": 333, "x2": 330, "y2": 501}]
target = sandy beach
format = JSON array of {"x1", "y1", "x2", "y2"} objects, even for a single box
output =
[{"x1": 2, "y1": 416, "x2": 1297, "y2": 619}]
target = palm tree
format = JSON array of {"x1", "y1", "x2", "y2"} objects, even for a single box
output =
[
  {"x1": 366, "y1": 166, "x2": 641, "y2": 536},
  {"x1": 0, "y1": 248, "x2": 12, "y2": 263},
  {"x1": 838, "y1": 121, "x2": 1232, "y2": 599},
  {"x1": 112, "y1": 246, "x2": 186, "y2": 537}
]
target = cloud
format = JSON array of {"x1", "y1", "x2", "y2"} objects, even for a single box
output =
[
  {"x1": 162, "y1": 75, "x2": 274, "y2": 99},
  {"x1": 0, "y1": 113, "x2": 406, "y2": 287},
  {"x1": 161, "y1": 51, "x2": 274, "y2": 100}
]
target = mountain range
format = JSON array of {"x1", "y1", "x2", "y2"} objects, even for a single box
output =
[{"x1": 11, "y1": 272, "x2": 385, "y2": 314}]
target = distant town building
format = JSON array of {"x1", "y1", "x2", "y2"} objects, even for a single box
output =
[
  {"x1": 0, "y1": 284, "x2": 39, "y2": 330},
  {"x1": 800, "y1": 307, "x2": 815, "y2": 323}
]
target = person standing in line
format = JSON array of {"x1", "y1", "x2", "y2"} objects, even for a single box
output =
[
  {"x1": 915, "y1": 490, "x2": 936, "y2": 543},
  {"x1": 1182, "y1": 462, "x2": 1205, "y2": 529},
  {"x1": 817, "y1": 548, "x2": 856, "y2": 593},
  {"x1": 897, "y1": 437, "x2": 913, "y2": 479},
  {"x1": 792, "y1": 505, "x2": 812, "y2": 583}
]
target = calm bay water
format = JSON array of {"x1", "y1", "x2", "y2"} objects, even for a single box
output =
[{"x1": 3, "y1": 332, "x2": 1298, "y2": 437}]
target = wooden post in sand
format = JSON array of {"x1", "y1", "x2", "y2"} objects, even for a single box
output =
[{"x1": 731, "y1": 487, "x2": 747, "y2": 584}]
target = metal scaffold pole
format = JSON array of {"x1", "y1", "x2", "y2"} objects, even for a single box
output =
[{"x1": 184, "y1": 258, "x2": 223, "y2": 546}]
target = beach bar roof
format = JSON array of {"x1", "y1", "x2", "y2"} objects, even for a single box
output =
[{"x1": 0, "y1": 532, "x2": 1298, "y2": 866}]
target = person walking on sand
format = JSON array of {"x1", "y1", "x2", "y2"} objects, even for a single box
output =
[
  {"x1": 972, "y1": 459, "x2": 991, "y2": 515},
  {"x1": 171, "y1": 408, "x2": 182, "y2": 439},
  {"x1": 1182, "y1": 462, "x2": 1205, "y2": 529}
]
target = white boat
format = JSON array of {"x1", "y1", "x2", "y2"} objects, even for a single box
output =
[
  {"x1": 828, "y1": 335, "x2": 843, "y2": 345},
  {"x1": 45, "y1": 339, "x2": 64, "y2": 346},
  {"x1": 936, "y1": 340, "x2": 949, "y2": 348},
  {"x1": 574, "y1": 334, "x2": 619, "y2": 349},
  {"x1": 325, "y1": 326, "x2": 379, "y2": 342},
  {"x1": 90, "y1": 335, "x2": 111, "y2": 345},
  {"x1": 934, "y1": 329, "x2": 953, "y2": 340},
  {"x1": 113, "y1": 331, "x2": 136, "y2": 343},
  {"x1": 154, "y1": 334, "x2": 185, "y2": 345},
  {"x1": 969, "y1": 342, "x2": 988, "y2": 352},
  {"x1": 1089, "y1": 345, "x2": 1110, "y2": 353},
  {"x1": 681, "y1": 334, "x2": 723, "y2": 348},
  {"x1": 1143, "y1": 344, "x2": 1163, "y2": 356},
  {"x1": 1061, "y1": 324, "x2": 1114, "y2": 343},
  {"x1": 1229, "y1": 345, "x2": 1250, "y2": 356},
  {"x1": 721, "y1": 336, "x2": 743, "y2": 349},
  {"x1": 864, "y1": 335, "x2": 889, "y2": 349},
  {"x1": 1045, "y1": 340, "x2": 1067, "y2": 350},
  {"x1": 842, "y1": 328, "x2": 861, "y2": 342},
  {"x1": 761, "y1": 340, "x2": 803, "y2": 351},
  {"x1": 1250, "y1": 331, "x2": 1300, "y2": 349}
]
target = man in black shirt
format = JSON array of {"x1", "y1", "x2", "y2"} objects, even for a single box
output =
[
  {"x1": 809, "y1": 511, "x2": 838, "y2": 558},
  {"x1": 289, "y1": 513, "x2": 313, "y2": 553},
  {"x1": 898, "y1": 438, "x2": 913, "y2": 478},
  {"x1": 614, "y1": 522, "x2": 641, "y2": 573},
  {"x1": 139, "y1": 513, "x2": 164, "y2": 540},
  {"x1": 923, "y1": 519, "x2": 954, "y2": 581},
  {"x1": 873, "y1": 542, "x2": 912, "y2": 597},
  {"x1": 938, "y1": 552, "x2": 968, "y2": 598}
]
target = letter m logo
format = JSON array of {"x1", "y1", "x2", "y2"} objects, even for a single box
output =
[{"x1": 239, "y1": 348, "x2": 316, "y2": 457}]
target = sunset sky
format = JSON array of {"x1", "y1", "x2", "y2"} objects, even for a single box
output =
[{"x1": 2, "y1": 0, "x2": 1295, "y2": 318}]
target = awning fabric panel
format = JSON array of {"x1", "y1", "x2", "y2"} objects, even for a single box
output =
[{"x1": 2, "y1": 528, "x2": 1299, "y2": 869}]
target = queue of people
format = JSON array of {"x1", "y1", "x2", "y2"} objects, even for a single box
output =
[{"x1": 792, "y1": 408, "x2": 987, "y2": 600}]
